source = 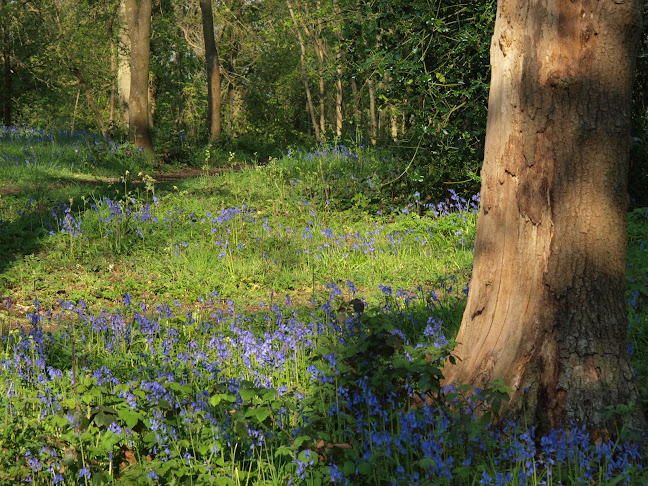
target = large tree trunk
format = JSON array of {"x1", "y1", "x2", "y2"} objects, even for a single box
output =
[
  {"x1": 125, "y1": 0, "x2": 154, "y2": 155},
  {"x1": 442, "y1": 0, "x2": 644, "y2": 436},
  {"x1": 199, "y1": 0, "x2": 221, "y2": 142}
]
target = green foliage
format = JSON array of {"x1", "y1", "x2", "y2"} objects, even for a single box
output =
[
  {"x1": 630, "y1": 7, "x2": 648, "y2": 206},
  {"x1": 626, "y1": 207, "x2": 648, "y2": 409},
  {"x1": 345, "y1": 0, "x2": 495, "y2": 200},
  {"x1": 5, "y1": 0, "x2": 646, "y2": 208},
  {"x1": 0, "y1": 133, "x2": 647, "y2": 484}
]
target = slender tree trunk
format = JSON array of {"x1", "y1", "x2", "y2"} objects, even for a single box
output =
[
  {"x1": 1, "y1": 0, "x2": 11, "y2": 127},
  {"x1": 350, "y1": 78, "x2": 361, "y2": 143},
  {"x1": 52, "y1": 1, "x2": 107, "y2": 136},
  {"x1": 367, "y1": 77, "x2": 377, "y2": 145},
  {"x1": 125, "y1": 0, "x2": 154, "y2": 155},
  {"x1": 71, "y1": 89, "x2": 80, "y2": 132},
  {"x1": 226, "y1": 82, "x2": 235, "y2": 136},
  {"x1": 225, "y1": 37, "x2": 240, "y2": 136},
  {"x1": 442, "y1": 0, "x2": 644, "y2": 436},
  {"x1": 175, "y1": 37, "x2": 183, "y2": 127},
  {"x1": 199, "y1": 0, "x2": 221, "y2": 142},
  {"x1": 315, "y1": 5, "x2": 326, "y2": 140},
  {"x1": 72, "y1": 67, "x2": 107, "y2": 136},
  {"x1": 148, "y1": 71, "x2": 155, "y2": 128},
  {"x1": 332, "y1": 0, "x2": 343, "y2": 138},
  {"x1": 377, "y1": 79, "x2": 385, "y2": 136},
  {"x1": 335, "y1": 70, "x2": 343, "y2": 138},
  {"x1": 108, "y1": 16, "x2": 117, "y2": 128},
  {"x1": 390, "y1": 108, "x2": 398, "y2": 141},
  {"x1": 287, "y1": 0, "x2": 320, "y2": 142}
]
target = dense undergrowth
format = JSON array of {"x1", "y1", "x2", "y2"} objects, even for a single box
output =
[{"x1": 0, "y1": 126, "x2": 647, "y2": 485}]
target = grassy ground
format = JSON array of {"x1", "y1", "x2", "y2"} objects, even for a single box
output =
[{"x1": 0, "y1": 126, "x2": 647, "y2": 485}]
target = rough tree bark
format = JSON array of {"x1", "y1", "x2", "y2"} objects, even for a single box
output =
[
  {"x1": 107, "y1": 5, "x2": 118, "y2": 129},
  {"x1": 118, "y1": 0, "x2": 131, "y2": 126},
  {"x1": 442, "y1": 0, "x2": 644, "y2": 436},
  {"x1": 125, "y1": 0, "x2": 153, "y2": 155},
  {"x1": 199, "y1": 0, "x2": 221, "y2": 142}
]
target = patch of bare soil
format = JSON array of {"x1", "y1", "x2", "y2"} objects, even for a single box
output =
[
  {"x1": 135, "y1": 164, "x2": 246, "y2": 184},
  {"x1": 0, "y1": 184, "x2": 21, "y2": 196}
]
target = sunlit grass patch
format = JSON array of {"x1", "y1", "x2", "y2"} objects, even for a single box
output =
[{"x1": 0, "y1": 130, "x2": 646, "y2": 484}]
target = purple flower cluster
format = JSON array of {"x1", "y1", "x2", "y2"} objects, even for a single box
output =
[{"x1": 0, "y1": 283, "x2": 646, "y2": 484}]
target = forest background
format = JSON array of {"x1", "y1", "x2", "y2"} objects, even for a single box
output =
[{"x1": 3, "y1": 0, "x2": 646, "y2": 205}]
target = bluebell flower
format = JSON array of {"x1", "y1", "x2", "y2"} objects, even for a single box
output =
[{"x1": 479, "y1": 470, "x2": 492, "y2": 485}]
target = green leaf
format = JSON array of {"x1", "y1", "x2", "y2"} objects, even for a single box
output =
[
  {"x1": 343, "y1": 461, "x2": 356, "y2": 475},
  {"x1": 94, "y1": 410, "x2": 119, "y2": 428},
  {"x1": 254, "y1": 408, "x2": 271, "y2": 423},
  {"x1": 216, "y1": 478, "x2": 235, "y2": 486},
  {"x1": 274, "y1": 446, "x2": 294, "y2": 458},
  {"x1": 239, "y1": 388, "x2": 258, "y2": 401},
  {"x1": 100, "y1": 430, "x2": 121, "y2": 450},
  {"x1": 118, "y1": 409, "x2": 141, "y2": 429},
  {"x1": 293, "y1": 435, "x2": 311, "y2": 448},
  {"x1": 210, "y1": 393, "x2": 236, "y2": 406},
  {"x1": 357, "y1": 462, "x2": 371, "y2": 475},
  {"x1": 261, "y1": 388, "x2": 278, "y2": 399}
]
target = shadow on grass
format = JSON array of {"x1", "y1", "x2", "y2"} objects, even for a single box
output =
[{"x1": 0, "y1": 171, "x2": 213, "y2": 280}]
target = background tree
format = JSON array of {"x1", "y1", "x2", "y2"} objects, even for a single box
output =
[
  {"x1": 199, "y1": 0, "x2": 221, "y2": 142},
  {"x1": 287, "y1": 0, "x2": 320, "y2": 141},
  {"x1": 1, "y1": 0, "x2": 13, "y2": 126},
  {"x1": 3, "y1": 0, "x2": 646, "y2": 201},
  {"x1": 50, "y1": 0, "x2": 111, "y2": 136},
  {"x1": 125, "y1": 0, "x2": 154, "y2": 154},
  {"x1": 442, "y1": 0, "x2": 645, "y2": 435}
]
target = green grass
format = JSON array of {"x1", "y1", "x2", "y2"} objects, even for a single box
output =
[
  {"x1": 0, "y1": 140, "x2": 476, "y2": 314},
  {"x1": 0, "y1": 127, "x2": 646, "y2": 485}
]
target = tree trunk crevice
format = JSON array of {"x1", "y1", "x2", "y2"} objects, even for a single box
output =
[{"x1": 442, "y1": 0, "x2": 644, "y2": 436}]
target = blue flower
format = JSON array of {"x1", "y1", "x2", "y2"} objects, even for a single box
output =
[
  {"x1": 329, "y1": 463, "x2": 345, "y2": 483},
  {"x1": 479, "y1": 470, "x2": 492, "y2": 485}
]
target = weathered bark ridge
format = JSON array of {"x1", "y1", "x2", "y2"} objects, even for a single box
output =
[{"x1": 442, "y1": 0, "x2": 644, "y2": 435}]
